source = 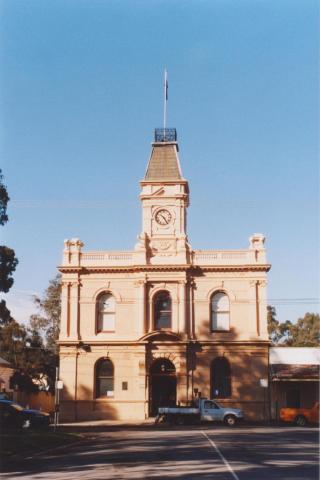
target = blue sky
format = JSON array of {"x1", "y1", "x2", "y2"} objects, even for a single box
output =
[{"x1": 0, "y1": 0, "x2": 319, "y2": 323}]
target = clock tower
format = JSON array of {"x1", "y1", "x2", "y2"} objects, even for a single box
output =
[{"x1": 135, "y1": 128, "x2": 191, "y2": 264}]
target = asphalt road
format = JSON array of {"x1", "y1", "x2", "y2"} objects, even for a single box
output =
[{"x1": 2, "y1": 425, "x2": 319, "y2": 480}]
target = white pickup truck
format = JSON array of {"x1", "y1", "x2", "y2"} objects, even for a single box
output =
[{"x1": 156, "y1": 398, "x2": 244, "y2": 426}]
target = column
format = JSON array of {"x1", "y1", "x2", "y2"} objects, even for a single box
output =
[
  {"x1": 59, "y1": 281, "x2": 70, "y2": 338},
  {"x1": 249, "y1": 280, "x2": 258, "y2": 337},
  {"x1": 189, "y1": 279, "x2": 195, "y2": 339},
  {"x1": 255, "y1": 281, "x2": 260, "y2": 337},
  {"x1": 259, "y1": 279, "x2": 268, "y2": 339},
  {"x1": 69, "y1": 280, "x2": 80, "y2": 340},
  {"x1": 178, "y1": 280, "x2": 187, "y2": 335},
  {"x1": 137, "y1": 280, "x2": 146, "y2": 337}
]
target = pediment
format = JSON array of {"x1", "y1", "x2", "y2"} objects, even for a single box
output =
[
  {"x1": 139, "y1": 330, "x2": 181, "y2": 342},
  {"x1": 150, "y1": 187, "x2": 165, "y2": 197}
]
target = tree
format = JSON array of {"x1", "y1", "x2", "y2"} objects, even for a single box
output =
[
  {"x1": 0, "y1": 169, "x2": 18, "y2": 317},
  {"x1": 0, "y1": 169, "x2": 20, "y2": 377},
  {"x1": 0, "y1": 171, "x2": 60, "y2": 391},
  {"x1": 267, "y1": 306, "x2": 320, "y2": 347},
  {"x1": 0, "y1": 246, "x2": 18, "y2": 293},
  {"x1": 0, "y1": 273, "x2": 61, "y2": 392},
  {"x1": 286, "y1": 313, "x2": 320, "y2": 347},
  {"x1": 0, "y1": 312, "x2": 58, "y2": 392},
  {"x1": 267, "y1": 305, "x2": 281, "y2": 344},
  {"x1": 30, "y1": 274, "x2": 61, "y2": 352},
  {"x1": 0, "y1": 170, "x2": 9, "y2": 225},
  {"x1": 11, "y1": 274, "x2": 63, "y2": 391},
  {"x1": 0, "y1": 299, "x2": 14, "y2": 325},
  {"x1": 0, "y1": 318, "x2": 27, "y2": 366}
]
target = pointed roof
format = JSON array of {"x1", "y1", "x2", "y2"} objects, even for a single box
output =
[{"x1": 144, "y1": 142, "x2": 183, "y2": 181}]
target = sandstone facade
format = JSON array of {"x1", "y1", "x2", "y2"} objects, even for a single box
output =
[{"x1": 58, "y1": 129, "x2": 271, "y2": 421}]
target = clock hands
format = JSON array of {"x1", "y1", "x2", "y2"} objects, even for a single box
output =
[
  {"x1": 159, "y1": 213, "x2": 168, "y2": 224},
  {"x1": 155, "y1": 209, "x2": 172, "y2": 225}
]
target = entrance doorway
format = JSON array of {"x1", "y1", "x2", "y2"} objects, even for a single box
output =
[{"x1": 149, "y1": 358, "x2": 177, "y2": 416}]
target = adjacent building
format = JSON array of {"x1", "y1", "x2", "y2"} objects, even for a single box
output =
[
  {"x1": 270, "y1": 347, "x2": 320, "y2": 420},
  {"x1": 58, "y1": 128, "x2": 271, "y2": 421}
]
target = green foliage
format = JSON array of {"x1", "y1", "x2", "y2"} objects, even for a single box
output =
[
  {"x1": 0, "y1": 318, "x2": 57, "y2": 392},
  {"x1": 0, "y1": 319, "x2": 27, "y2": 365},
  {"x1": 0, "y1": 171, "x2": 54, "y2": 392},
  {"x1": 0, "y1": 300, "x2": 14, "y2": 325},
  {"x1": 0, "y1": 246, "x2": 18, "y2": 293},
  {"x1": 30, "y1": 274, "x2": 61, "y2": 352},
  {"x1": 286, "y1": 313, "x2": 320, "y2": 347},
  {"x1": 0, "y1": 274, "x2": 61, "y2": 392},
  {"x1": 0, "y1": 179, "x2": 60, "y2": 391},
  {"x1": 0, "y1": 170, "x2": 18, "y2": 293},
  {"x1": 7, "y1": 274, "x2": 63, "y2": 391},
  {"x1": 267, "y1": 306, "x2": 320, "y2": 346},
  {"x1": 267, "y1": 305, "x2": 280, "y2": 344},
  {"x1": 0, "y1": 169, "x2": 9, "y2": 226}
]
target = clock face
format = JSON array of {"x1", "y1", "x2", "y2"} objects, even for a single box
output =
[{"x1": 155, "y1": 209, "x2": 172, "y2": 226}]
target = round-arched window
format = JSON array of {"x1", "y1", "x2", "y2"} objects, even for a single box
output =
[
  {"x1": 97, "y1": 293, "x2": 115, "y2": 332},
  {"x1": 154, "y1": 291, "x2": 172, "y2": 330},
  {"x1": 95, "y1": 358, "x2": 114, "y2": 398},
  {"x1": 211, "y1": 357, "x2": 231, "y2": 398},
  {"x1": 211, "y1": 292, "x2": 230, "y2": 331}
]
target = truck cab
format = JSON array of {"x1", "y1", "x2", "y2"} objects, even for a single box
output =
[{"x1": 197, "y1": 398, "x2": 244, "y2": 425}]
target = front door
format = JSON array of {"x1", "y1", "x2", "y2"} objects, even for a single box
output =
[{"x1": 149, "y1": 358, "x2": 177, "y2": 416}]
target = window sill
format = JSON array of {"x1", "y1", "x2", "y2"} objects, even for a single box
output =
[
  {"x1": 211, "y1": 330, "x2": 231, "y2": 333},
  {"x1": 95, "y1": 396, "x2": 115, "y2": 400}
]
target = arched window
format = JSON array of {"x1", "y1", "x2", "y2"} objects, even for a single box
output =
[
  {"x1": 95, "y1": 358, "x2": 114, "y2": 398},
  {"x1": 97, "y1": 293, "x2": 115, "y2": 332},
  {"x1": 211, "y1": 357, "x2": 231, "y2": 398},
  {"x1": 211, "y1": 292, "x2": 230, "y2": 331},
  {"x1": 154, "y1": 291, "x2": 172, "y2": 330}
]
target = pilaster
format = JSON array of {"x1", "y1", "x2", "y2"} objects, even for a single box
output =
[
  {"x1": 69, "y1": 280, "x2": 80, "y2": 340},
  {"x1": 178, "y1": 280, "x2": 187, "y2": 336},
  {"x1": 135, "y1": 279, "x2": 146, "y2": 337},
  {"x1": 59, "y1": 281, "x2": 70, "y2": 339}
]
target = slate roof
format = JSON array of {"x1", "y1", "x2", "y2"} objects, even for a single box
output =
[{"x1": 144, "y1": 143, "x2": 182, "y2": 181}]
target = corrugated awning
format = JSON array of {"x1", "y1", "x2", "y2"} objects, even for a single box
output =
[{"x1": 270, "y1": 364, "x2": 320, "y2": 381}]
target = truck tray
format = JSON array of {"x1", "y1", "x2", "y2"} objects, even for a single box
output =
[{"x1": 158, "y1": 407, "x2": 199, "y2": 415}]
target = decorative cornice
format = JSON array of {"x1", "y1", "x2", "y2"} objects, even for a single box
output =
[
  {"x1": 58, "y1": 264, "x2": 271, "y2": 275},
  {"x1": 58, "y1": 339, "x2": 270, "y2": 347}
]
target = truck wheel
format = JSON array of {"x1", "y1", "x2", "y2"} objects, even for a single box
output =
[
  {"x1": 295, "y1": 415, "x2": 307, "y2": 427},
  {"x1": 224, "y1": 415, "x2": 237, "y2": 426},
  {"x1": 175, "y1": 415, "x2": 185, "y2": 426},
  {"x1": 166, "y1": 414, "x2": 175, "y2": 425}
]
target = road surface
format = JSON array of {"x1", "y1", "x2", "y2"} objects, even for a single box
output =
[{"x1": 2, "y1": 425, "x2": 319, "y2": 479}]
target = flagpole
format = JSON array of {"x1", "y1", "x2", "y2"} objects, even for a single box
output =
[{"x1": 163, "y1": 69, "x2": 167, "y2": 133}]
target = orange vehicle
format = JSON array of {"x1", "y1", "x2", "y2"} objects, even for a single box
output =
[{"x1": 280, "y1": 402, "x2": 319, "y2": 426}]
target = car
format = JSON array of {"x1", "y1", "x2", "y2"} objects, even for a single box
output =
[
  {"x1": 280, "y1": 402, "x2": 319, "y2": 426},
  {"x1": 0, "y1": 399, "x2": 51, "y2": 430}
]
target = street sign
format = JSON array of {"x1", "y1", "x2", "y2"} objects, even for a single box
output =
[{"x1": 56, "y1": 380, "x2": 64, "y2": 390}]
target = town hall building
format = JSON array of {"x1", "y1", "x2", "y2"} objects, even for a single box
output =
[{"x1": 58, "y1": 128, "x2": 271, "y2": 421}]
